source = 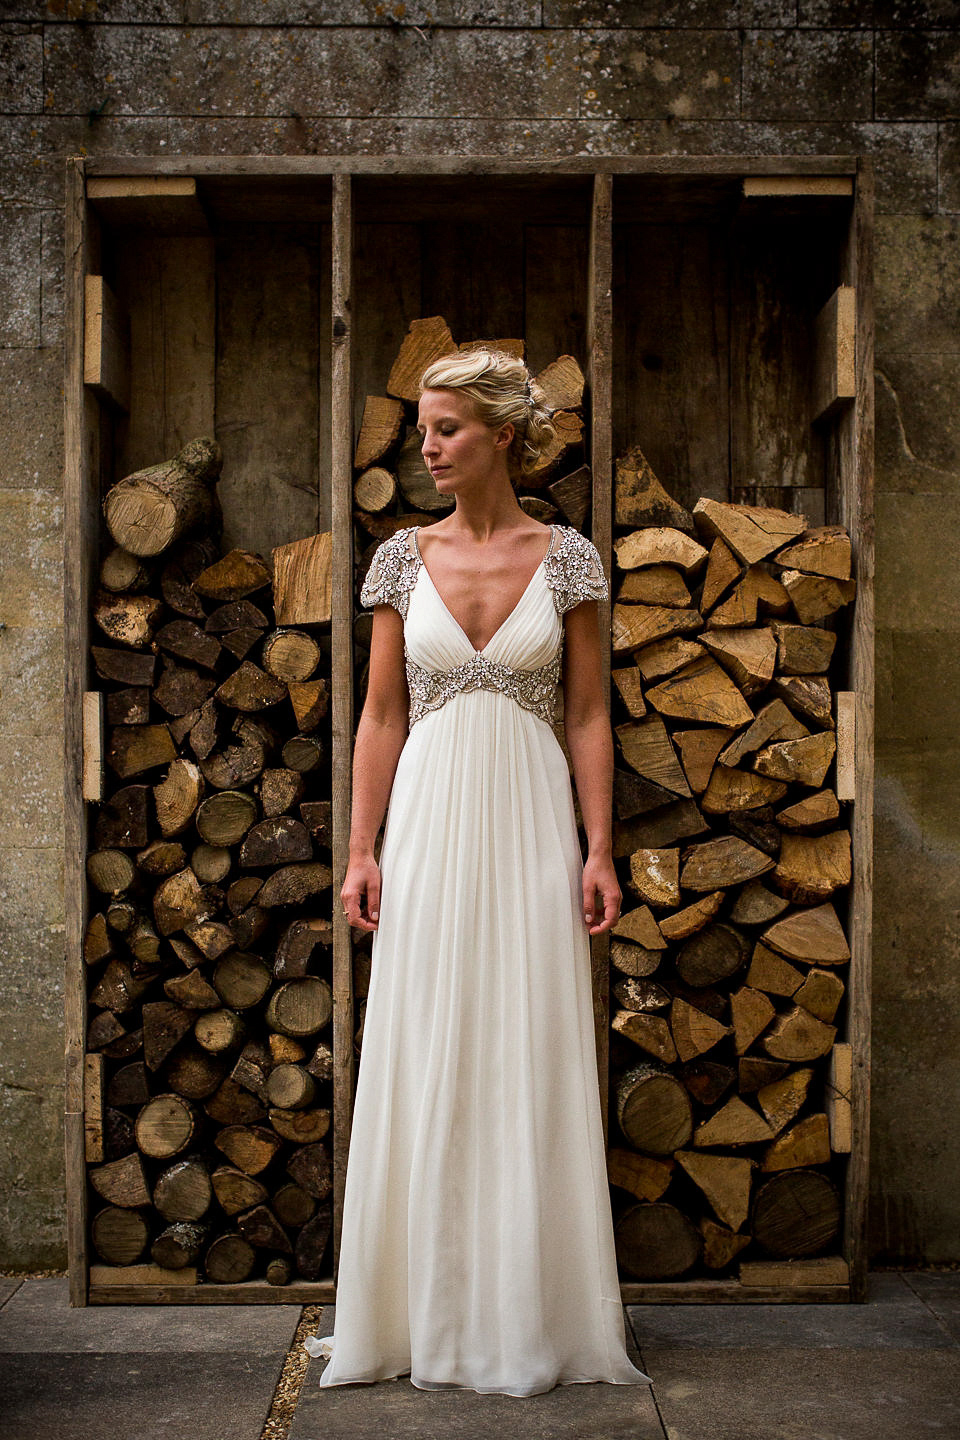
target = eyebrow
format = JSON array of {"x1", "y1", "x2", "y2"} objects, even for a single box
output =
[{"x1": 416, "y1": 416, "x2": 458, "y2": 433}]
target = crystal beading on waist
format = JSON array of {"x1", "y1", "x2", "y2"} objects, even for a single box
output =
[{"x1": 405, "y1": 649, "x2": 562, "y2": 728}]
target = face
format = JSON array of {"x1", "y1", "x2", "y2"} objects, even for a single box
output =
[{"x1": 417, "y1": 389, "x2": 513, "y2": 496}]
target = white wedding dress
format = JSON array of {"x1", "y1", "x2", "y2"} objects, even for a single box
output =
[{"x1": 304, "y1": 523, "x2": 651, "y2": 1397}]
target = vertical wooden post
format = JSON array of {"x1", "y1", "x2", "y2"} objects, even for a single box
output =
[
  {"x1": 838, "y1": 159, "x2": 875, "y2": 1303},
  {"x1": 63, "y1": 156, "x2": 96, "y2": 1307},
  {"x1": 587, "y1": 171, "x2": 614, "y2": 1142},
  {"x1": 330, "y1": 172, "x2": 355, "y2": 1279}
]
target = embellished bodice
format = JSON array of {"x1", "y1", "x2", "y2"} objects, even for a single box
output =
[{"x1": 360, "y1": 525, "x2": 608, "y2": 728}]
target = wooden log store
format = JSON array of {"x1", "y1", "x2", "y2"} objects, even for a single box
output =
[{"x1": 63, "y1": 156, "x2": 874, "y2": 1306}]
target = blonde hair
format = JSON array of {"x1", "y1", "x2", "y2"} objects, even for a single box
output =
[{"x1": 419, "y1": 349, "x2": 556, "y2": 480}]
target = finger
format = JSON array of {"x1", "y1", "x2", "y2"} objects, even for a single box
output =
[
  {"x1": 366, "y1": 874, "x2": 381, "y2": 925},
  {"x1": 583, "y1": 880, "x2": 598, "y2": 925}
]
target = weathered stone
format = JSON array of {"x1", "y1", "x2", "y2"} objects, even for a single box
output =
[
  {"x1": 0, "y1": 24, "x2": 43, "y2": 116},
  {"x1": 0, "y1": 493, "x2": 63, "y2": 628},
  {"x1": 580, "y1": 29, "x2": 741, "y2": 120},
  {"x1": 877, "y1": 29, "x2": 960, "y2": 120},
  {"x1": 0, "y1": 734, "x2": 63, "y2": 849},
  {"x1": 876, "y1": 217, "x2": 960, "y2": 358},
  {"x1": 43, "y1": 24, "x2": 579, "y2": 119},
  {"x1": 0, "y1": 205, "x2": 40, "y2": 346},
  {"x1": 0, "y1": 349, "x2": 64, "y2": 493},
  {"x1": 0, "y1": 626, "x2": 63, "y2": 736},
  {"x1": 186, "y1": 0, "x2": 540, "y2": 20},
  {"x1": 742, "y1": 28, "x2": 873, "y2": 121}
]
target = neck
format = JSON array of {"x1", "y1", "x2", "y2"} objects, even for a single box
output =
[{"x1": 447, "y1": 472, "x2": 526, "y2": 542}]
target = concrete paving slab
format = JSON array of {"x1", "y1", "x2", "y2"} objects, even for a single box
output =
[
  {"x1": 293, "y1": 1307, "x2": 662, "y2": 1440},
  {"x1": 0, "y1": 1352, "x2": 284, "y2": 1440},
  {"x1": 0, "y1": 1276, "x2": 23, "y2": 1308},
  {"x1": 0, "y1": 1278, "x2": 301, "y2": 1353},
  {"x1": 629, "y1": 1273, "x2": 955, "y2": 1351},
  {"x1": 644, "y1": 1345, "x2": 960, "y2": 1440},
  {"x1": 903, "y1": 1272, "x2": 960, "y2": 1343}
]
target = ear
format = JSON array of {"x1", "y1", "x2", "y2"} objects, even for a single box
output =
[{"x1": 493, "y1": 421, "x2": 514, "y2": 451}]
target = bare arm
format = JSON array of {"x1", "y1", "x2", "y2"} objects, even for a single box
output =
[
  {"x1": 341, "y1": 604, "x2": 409, "y2": 931},
  {"x1": 562, "y1": 600, "x2": 622, "y2": 937}
]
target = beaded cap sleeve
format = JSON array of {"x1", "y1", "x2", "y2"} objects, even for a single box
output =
[
  {"x1": 359, "y1": 527, "x2": 420, "y2": 618},
  {"x1": 543, "y1": 527, "x2": 608, "y2": 615}
]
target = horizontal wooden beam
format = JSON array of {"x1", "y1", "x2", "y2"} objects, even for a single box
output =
[
  {"x1": 87, "y1": 176, "x2": 209, "y2": 233},
  {"x1": 89, "y1": 1279, "x2": 337, "y2": 1304},
  {"x1": 743, "y1": 176, "x2": 854, "y2": 198}
]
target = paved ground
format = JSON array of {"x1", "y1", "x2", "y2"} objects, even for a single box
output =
[{"x1": 1, "y1": 1272, "x2": 958, "y2": 1439}]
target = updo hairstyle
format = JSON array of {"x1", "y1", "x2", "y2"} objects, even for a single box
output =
[{"x1": 419, "y1": 349, "x2": 556, "y2": 481}]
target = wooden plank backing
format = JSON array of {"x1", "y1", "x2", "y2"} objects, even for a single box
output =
[
  {"x1": 827, "y1": 1042, "x2": 853, "y2": 1154},
  {"x1": 81, "y1": 691, "x2": 104, "y2": 802},
  {"x1": 330, "y1": 173, "x2": 355, "y2": 1279},
  {"x1": 83, "y1": 1053, "x2": 104, "y2": 1164},
  {"x1": 84, "y1": 275, "x2": 130, "y2": 412},
  {"x1": 813, "y1": 286, "x2": 856, "y2": 423},
  {"x1": 587, "y1": 172, "x2": 613, "y2": 1145},
  {"x1": 835, "y1": 690, "x2": 856, "y2": 802},
  {"x1": 64, "y1": 154, "x2": 99, "y2": 1309},
  {"x1": 743, "y1": 176, "x2": 854, "y2": 198},
  {"x1": 837, "y1": 158, "x2": 876, "y2": 1304}
]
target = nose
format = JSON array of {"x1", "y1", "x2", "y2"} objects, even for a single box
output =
[{"x1": 421, "y1": 429, "x2": 438, "y2": 458}]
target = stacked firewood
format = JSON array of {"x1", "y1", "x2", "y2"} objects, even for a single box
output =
[
  {"x1": 84, "y1": 437, "x2": 335, "y2": 1287},
  {"x1": 607, "y1": 449, "x2": 855, "y2": 1280}
]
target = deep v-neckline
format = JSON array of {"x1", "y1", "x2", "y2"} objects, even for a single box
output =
[{"x1": 412, "y1": 525, "x2": 556, "y2": 656}]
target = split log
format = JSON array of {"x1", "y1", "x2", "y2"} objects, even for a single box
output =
[
  {"x1": 746, "y1": 943, "x2": 804, "y2": 998},
  {"x1": 282, "y1": 736, "x2": 323, "y2": 773},
  {"x1": 135, "y1": 1094, "x2": 197, "y2": 1159},
  {"x1": 265, "y1": 1064, "x2": 316, "y2": 1111},
  {"x1": 273, "y1": 917, "x2": 332, "y2": 981},
  {"x1": 761, "y1": 902, "x2": 850, "y2": 965},
  {"x1": 645, "y1": 656, "x2": 754, "y2": 728},
  {"x1": 287, "y1": 1143, "x2": 333, "y2": 1201},
  {"x1": 694, "y1": 1096, "x2": 774, "y2": 1147},
  {"x1": 354, "y1": 395, "x2": 404, "y2": 469},
  {"x1": 771, "y1": 622, "x2": 837, "y2": 675},
  {"x1": 676, "y1": 1151, "x2": 753, "y2": 1232},
  {"x1": 90, "y1": 1151, "x2": 151, "y2": 1208},
  {"x1": 189, "y1": 844, "x2": 231, "y2": 885},
  {"x1": 680, "y1": 836, "x2": 775, "y2": 891},
  {"x1": 204, "y1": 1232, "x2": 256, "y2": 1284},
  {"x1": 237, "y1": 1205, "x2": 292, "y2": 1254},
  {"x1": 107, "y1": 726, "x2": 177, "y2": 780},
  {"x1": 106, "y1": 687, "x2": 150, "y2": 726},
  {"x1": 700, "y1": 628, "x2": 776, "y2": 696},
  {"x1": 615, "y1": 528, "x2": 707, "y2": 574},
  {"x1": 525, "y1": 411, "x2": 584, "y2": 484},
  {"x1": 757, "y1": 1068, "x2": 814, "y2": 1136},
  {"x1": 273, "y1": 1183, "x2": 316, "y2": 1228},
  {"x1": 269, "y1": 1108, "x2": 331, "y2": 1146},
  {"x1": 693, "y1": 498, "x2": 805, "y2": 566},
  {"x1": 730, "y1": 986, "x2": 775, "y2": 1056},
  {"x1": 388, "y1": 315, "x2": 456, "y2": 402},
  {"x1": 676, "y1": 924, "x2": 749, "y2": 988},
  {"x1": 762, "y1": 1114, "x2": 831, "y2": 1172},
  {"x1": 215, "y1": 662, "x2": 286, "y2": 712},
  {"x1": 612, "y1": 905, "x2": 666, "y2": 950},
  {"x1": 106, "y1": 1061, "x2": 150, "y2": 1108},
  {"x1": 195, "y1": 790, "x2": 258, "y2": 847},
  {"x1": 773, "y1": 524, "x2": 851, "y2": 580},
  {"x1": 260, "y1": 769, "x2": 306, "y2": 819},
  {"x1": 781, "y1": 569, "x2": 856, "y2": 625},
  {"x1": 795, "y1": 968, "x2": 845, "y2": 1023},
  {"x1": 617, "y1": 566, "x2": 692, "y2": 607},
  {"x1": 679, "y1": 1059, "x2": 736, "y2": 1108},
  {"x1": 165, "y1": 1045, "x2": 226, "y2": 1101},
  {"x1": 614, "y1": 446, "x2": 692, "y2": 531},
  {"x1": 628, "y1": 848, "x2": 680, "y2": 908},
  {"x1": 610, "y1": 941, "x2": 662, "y2": 979},
  {"x1": 152, "y1": 1157, "x2": 212, "y2": 1223},
  {"x1": 753, "y1": 731, "x2": 836, "y2": 787},
  {"x1": 194, "y1": 1009, "x2": 246, "y2": 1055},
  {"x1": 194, "y1": 549, "x2": 270, "y2": 603},
  {"x1": 92, "y1": 646, "x2": 157, "y2": 687},
  {"x1": 288, "y1": 680, "x2": 328, "y2": 733},
  {"x1": 607, "y1": 1148, "x2": 674, "y2": 1203},
  {"x1": 764, "y1": 1007, "x2": 837, "y2": 1062},
  {"x1": 616, "y1": 716, "x2": 691, "y2": 797},
  {"x1": 701, "y1": 767, "x2": 788, "y2": 814},
  {"x1": 659, "y1": 890, "x2": 724, "y2": 942},
  {"x1": 185, "y1": 921, "x2": 235, "y2": 961},
  {"x1": 239, "y1": 817, "x2": 312, "y2": 868},
  {"x1": 674, "y1": 728, "x2": 736, "y2": 794},
  {"x1": 611, "y1": 667, "x2": 646, "y2": 718},
  {"x1": 94, "y1": 590, "x2": 165, "y2": 649},
  {"x1": 752, "y1": 1170, "x2": 840, "y2": 1257},
  {"x1": 152, "y1": 1221, "x2": 209, "y2": 1269},
  {"x1": 104, "y1": 438, "x2": 222, "y2": 557},
  {"x1": 615, "y1": 1203, "x2": 701, "y2": 1280},
  {"x1": 154, "y1": 760, "x2": 204, "y2": 838},
  {"x1": 91, "y1": 1206, "x2": 149, "y2": 1265},
  {"x1": 547, "y1": 465, "x2": 591, "y2": 529},
  {"x1": 670, "y1": 999, "x2": 730, "y2": 1064},
  {"x1": 699, "y1": 1218, "x2": 751, "y2": 1270},
  {"x1": 700, "y1": 537, "x2": 743, "y2": 612},
  {"x1": 214, "y1": 1125, "x2": 283, "y2": 1176},
  {"x1": 612, "y1": 603, "x2": 702, "y2": 656},
  {"x1": 774, "y1": 829, "x2": 851, "y2": 905},
  {"x1": 719, "y1": 699, "x2": 808, "y2": 768},
  {"x1": 635, "y1": 637, "x2": 704, "y2": 682},
  {"x1": 612, "y1": 1011, "x2": 677, "y2": 1064},
  {"x1": 257, "y1": 863, "x2": 333, "y2": 908},
  {"x1": 706, "y1": 565, "x2": 790, "y2": 628},
  {"x1": 776, "y1": 788, "x2": 840, "y2": 832},
  {"x1": 152, "y1": 869, "x2": 213, "y2": 938},
  {"x1": 535, "y1": 353, "x2": 585, "y2": 411},
  {"x1": 739, "y1": 1057, "x2": 790, "y2": 1093},
  {"x1": 295, "y1": 1203, "x2": 333, "y2": 1280},
  {"x1": 612, "y1": 978, "x2": 670, "y2": 1013},
  {"x1": 616, "y1": 1062, "x2": 693, "y2": 1154},
  {"x1": 137, "y1": 842, "x2": 188, "y2": 878},
  {"x1": 773, "y1": 674, "x2": 833, "y2": 728},
  {"x1": 614, "y1": 798, "x2": 708, "y2": 856},
  {"x1": 213, "y1": 953, "x2": 272, "y2": 1011},
  {"x1": 204, "y1": 1078, "x2": 265, "y2": 1127},
  {"x1": 93, "y1": 786, "x2": 150, "y2": 850},
  {"x1": 142, "y1": 1000, "x2": 194, "y2": 1069},
  {"x1": 163, "y1": 970, "x2": 220, "y2": 1011}
]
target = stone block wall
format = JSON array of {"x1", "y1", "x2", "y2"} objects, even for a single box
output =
[{"x1": 0, "y1": 1, "x2": 957, "y2": 1269}]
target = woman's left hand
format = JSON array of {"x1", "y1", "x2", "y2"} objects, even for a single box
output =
[{"x1": 582, "y1": 853, "x2": 622, "y2": 936}]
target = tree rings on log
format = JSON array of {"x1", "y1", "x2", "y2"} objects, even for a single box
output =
[
  {"x1": 617, "y1": 1063, "x2": 693, "y2": 1154},
  {"x1": 752, "y1": 1170, "x2": 841, "y2": 1257},
  {"x1": 615, "y1": 1202, "x2": 702, "y2": 1280}
]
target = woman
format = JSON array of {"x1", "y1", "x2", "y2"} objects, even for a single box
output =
[{"x1": 305, "y1": 349, "x2": 651, "y2": 1396}]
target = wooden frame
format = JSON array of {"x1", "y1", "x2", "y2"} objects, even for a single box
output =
[{"x1": 64, "y1": 154, "x2": 874, "y2": 1306}]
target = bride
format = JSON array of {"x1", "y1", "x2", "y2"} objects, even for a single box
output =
[{"x1": 305, "y1": 349, "x2": 651, "y2": 1397}]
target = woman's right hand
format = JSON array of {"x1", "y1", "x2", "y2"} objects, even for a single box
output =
[{"x1": 341, "y1": 854, "x2": 381, "y2": 932}]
